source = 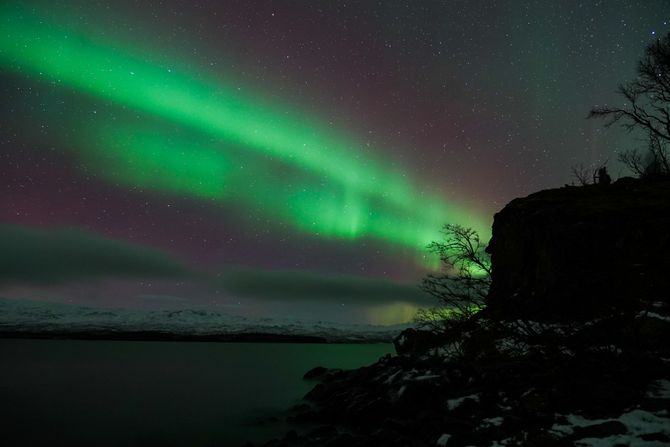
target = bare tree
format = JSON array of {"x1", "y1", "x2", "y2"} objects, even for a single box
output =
[
  {"x1": 618, "y1": 149, "x2": 646, "y2": 177},
  {"x1": 420, "y1": 224, "x2": 491, "y2": 319},
  {"x1": 570, "y1": 162, "x2": 609, "y2": 185},
  {"x1": 618, "y1": 133, "x2": 670, "y2": 177},
  {"x1": 647, "y1": 132, "x2": 670, "y2": 174},
  {"x1": 589, "y1": 33, "x2": 670, "y2": 176},
  {"x1": 571, "y1": 163, "x2": 593, "y2": 186}
]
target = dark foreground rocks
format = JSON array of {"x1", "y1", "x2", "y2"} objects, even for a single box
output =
[{"x1": 250, "y1": 321, "x2": 670, "y2": 447}]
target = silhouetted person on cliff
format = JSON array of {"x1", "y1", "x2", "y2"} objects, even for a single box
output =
[{"x1": 596, "y1": 166, "x2": 611, "y2": 185}]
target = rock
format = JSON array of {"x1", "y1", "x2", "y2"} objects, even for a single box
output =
[
  {"x1": 440, "y1": 416, "x2": 477, "y2": 435},
  {"x1": 287, "y1": 403, "x2": 318, "y2": 424},
  {"x1": 307, "y1": 425, "x2": 337, "y2": 440},
  {"x1": 345, "y1": 396, "x2": 389, "y2": 425},
  {"x1": 393, "y1": 328, "x2": 447, "y2": 355},
  {"x1": 569, "y1": 420, "x2": 627, "y2": 440},
  {"x1": 640, "y1": 432, "x2": 670, "y2": 442},
  {"x1": 303, "y1": 366, "x2": 329, "y2": 380},
  {"x1": 283, "y1": 430, "x2": 299, "y2": 442},
  {"x1": 323, "y1": 433, "x2": 356, "y2": 447},
  {"x1": 253, "y1": 415, "x2": 280, "y2": 425},
  {"x1": 486, "y1": 177, "x2": 670, "y2": 321}
]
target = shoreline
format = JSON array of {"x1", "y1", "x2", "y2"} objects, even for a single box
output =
[{"x1": 0, "y1": 330, "x2": 394, "y2": 344}]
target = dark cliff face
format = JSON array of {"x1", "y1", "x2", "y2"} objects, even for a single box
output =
[{"x1": 486, "y1": 177, "x2": 670, "y2": 321}]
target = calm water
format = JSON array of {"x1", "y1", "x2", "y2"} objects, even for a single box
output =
[{"x1": 0, "y1": 339, "x2": 393, "y2": 447}]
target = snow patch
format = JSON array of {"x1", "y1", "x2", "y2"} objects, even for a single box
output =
[
  {"x1": 482, "y1": 416, "x2": 504, "y2": 427},
  {"x1": 446, "y1": 393, "x2": 480, "y2": 411},
  {"x1": 436, "y1": 433, "x2": 451, "y2": 446},
  {"x1": 432, "y1": 342, "x2": 462, "y2": 358},
  {"x1": 551, "y1": 414, "x2": 606, "y2": 435},
  {"x1": 413, "y1": 374, "x2": 441, "y2": 381},
  {"x1": 642, "y1": 311, "x2": 670, "y2": 322},
  {"x1": 383, "y1": 369, "x2": 403, "y2": 385},
  {"x1": 646, "y1": 379, "x2": 670, "y2": 399},
  {"x1": 618, "y1": 409, "x2": 670, "y2": 436},
  {"x1": 551, "y1": 408, "x2": 670, "y2": 446}
]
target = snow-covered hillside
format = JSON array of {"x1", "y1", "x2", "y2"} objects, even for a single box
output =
[{"x1": 0, "y1": 298, "x2": 408, "y2": 342}]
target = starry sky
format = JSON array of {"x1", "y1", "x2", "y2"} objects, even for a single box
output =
[{"x1": 1, "y1": 0, "x2": 669, "y2": 324}]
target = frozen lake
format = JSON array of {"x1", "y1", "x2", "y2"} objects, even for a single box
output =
[{"x1": 0, "y1": 339, "x2": 394, "y2": 446}]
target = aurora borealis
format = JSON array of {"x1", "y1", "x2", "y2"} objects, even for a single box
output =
[
  {"x1": 0, "y1": 3, "x2": 482, "y2": 251},
  {"x1": 2, "y1": 0, "x2": 669, "y2": 324}
]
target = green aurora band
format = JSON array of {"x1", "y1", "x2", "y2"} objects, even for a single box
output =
[{"x1": 0, "y1": 5, "x2": 489, "y2": 258}]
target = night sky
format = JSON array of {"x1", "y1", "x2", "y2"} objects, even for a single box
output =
[{"x1": 2, "y1": 0, "x2": 669, "y2": 324}]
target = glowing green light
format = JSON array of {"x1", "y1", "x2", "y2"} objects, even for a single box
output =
[
  {"x1": 81, "y1": 122, "x2": 477, "y2": 252},
  {"x1": 0, "y1": 5, "x2": 411, "y2": 207},
  {"x1": 93, "y1": 130, "x2": 231, "y2": 199},
  {"x1": 0, "y1": 4, "x2": 490, "y2": 256}
]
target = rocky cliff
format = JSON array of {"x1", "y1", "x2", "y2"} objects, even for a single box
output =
[{"x1": 486, "y1": 177, "x2": 670, "y2": 321}]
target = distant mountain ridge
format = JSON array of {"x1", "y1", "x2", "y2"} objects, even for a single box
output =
[{"x1": 0, "y1": 298, "x2": 407, "y2": 343}]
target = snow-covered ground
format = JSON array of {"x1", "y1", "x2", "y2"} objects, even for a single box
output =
[
  {"x1": 483, "y1": 379, "x2": 670, "y2": 447},
  {"x1": 0, "y1": 297, "x2": 408, "y2": 342},
  {"x1": 549, "y1": 382, "x2": 670, "y2": 447}
]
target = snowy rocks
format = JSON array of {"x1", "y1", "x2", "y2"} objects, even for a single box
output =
[
  {"x1": 568, "y1": 420, "x2": 628, "y2": 439},
  {"x1": 255, "y1": 341, "x2": 670, "y2": 447},
  {"x1": 393, "y1": 328, "x2": 448, "y2": 355},
  {"x1": 550, "y1": 408, "x2": 670, "y2": 446}
]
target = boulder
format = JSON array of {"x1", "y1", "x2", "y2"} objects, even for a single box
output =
[{"x1": 393, "y1": 328, "x2": 447, "y2": 355}]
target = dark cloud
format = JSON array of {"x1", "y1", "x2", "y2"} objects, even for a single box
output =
[
  {"x1": 220, "y1": 269, "x2": 432, "y2": 305},
  {"x1": 0, "y1": 224, "x2": 190, "y2": 286}
]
